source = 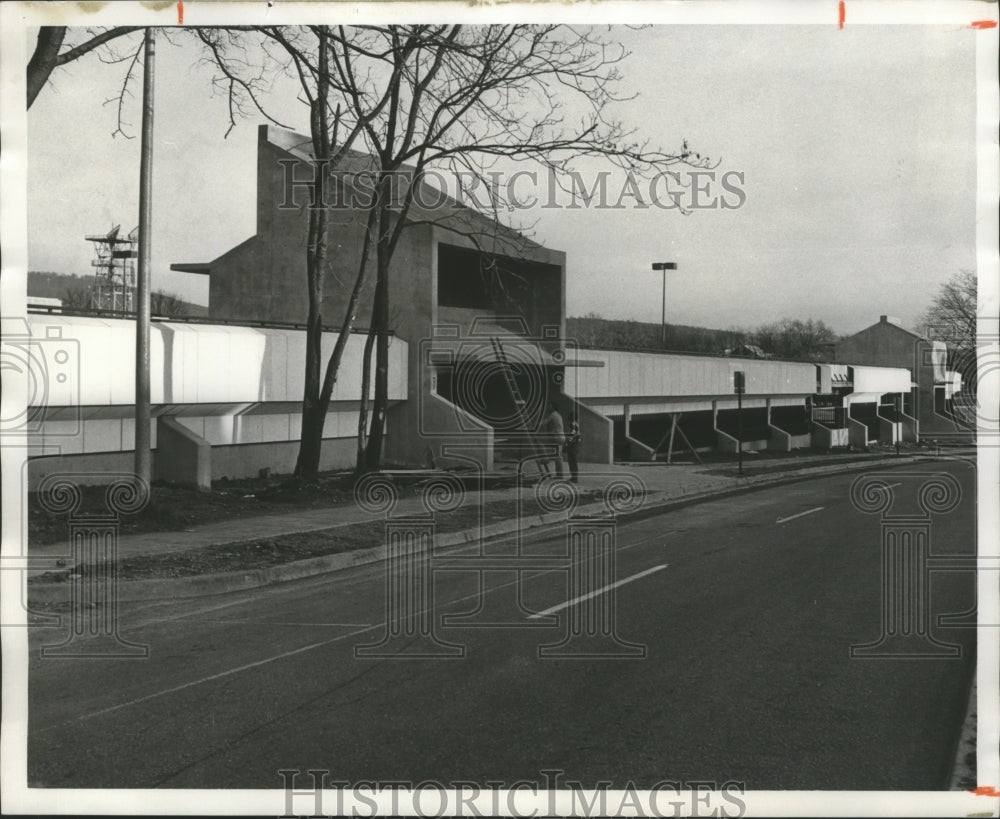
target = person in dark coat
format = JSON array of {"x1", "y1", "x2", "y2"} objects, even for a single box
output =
[{"x1": 564, "y1": 419, "x2": 581, "y2": 483}]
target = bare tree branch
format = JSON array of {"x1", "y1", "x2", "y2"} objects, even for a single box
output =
[{"x1": 27, "y1": 26, "x2": 144, "y2": 108}]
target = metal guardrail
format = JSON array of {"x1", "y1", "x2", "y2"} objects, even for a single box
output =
[
  {"x1": 811, "y1": 406, "x2": 848, "y2": 427},
  {"x1": 25, "y1": 306, "x2": 390, "y2": 336}
]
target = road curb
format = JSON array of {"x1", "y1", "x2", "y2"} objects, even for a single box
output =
[{"x1": 26, "y1": 451, "x2": 971, "y2": 604}]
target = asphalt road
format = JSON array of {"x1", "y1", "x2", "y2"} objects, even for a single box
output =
[{"x1": 25, "y1": 456, "x2": 978, "y2": 791}]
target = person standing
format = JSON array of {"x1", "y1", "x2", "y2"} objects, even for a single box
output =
[
  {"x1": 564, "y1": 419, "x2": 581, "y2": 483},
  {"x1": 541, "y1": 401, "x2": 565, "y2": 478}
]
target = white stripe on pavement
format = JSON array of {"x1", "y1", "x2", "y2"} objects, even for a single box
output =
[
  {"x1": 775, "y1": 507, "x2": 825, "y2": 524},
  {"x1": 528, "y1": 564, "x2": 668, "y2": 620}
]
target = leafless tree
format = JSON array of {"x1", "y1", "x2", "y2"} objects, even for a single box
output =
[
  {"x1": 919, "y1": 269, "x2": 977, "y2": 387},
  {"x1": 173, "y1": 25, "x2": 719, "y2": 477},
  {"x1": 27, "y1": 26, "x2": 144, "y2": 109},
  {"x1": 62, "y1": 285, "x2": 95, "y2": 311},
  {"x1": 749, "y1": 318, "x2": 837, "y2": 361},
  {"x1": 150, "y1": 290, "x2": 188, "y2": 318},
  {"x1": 919, "y1": 270, "x2": 976, "y2": 356}
]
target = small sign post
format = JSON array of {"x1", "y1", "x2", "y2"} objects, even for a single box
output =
[{"x1": 733, "y1": 371, "x2": 746, "y2": 475}]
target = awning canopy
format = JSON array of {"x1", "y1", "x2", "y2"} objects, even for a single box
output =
[
  {"x1": 844, "y1": 392, "x2": 884, "y2": 405},
  {"x1": 170, "y1": 262, "x2": 211, "y2": 275}
]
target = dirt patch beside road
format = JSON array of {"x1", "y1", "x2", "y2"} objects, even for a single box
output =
[
  {"x1": 29, "y1": 491, "x2": 604, "y2": 582},
  {"x1": 28, "y1": 474, "x2": 359, "y2": 546}
]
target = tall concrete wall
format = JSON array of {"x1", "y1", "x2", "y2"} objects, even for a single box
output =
[
  {"x1": 565, "y1": 348, "x2": 816, "y2": 399},
  {"x1": 23, "y1": 313, "x2": 407, "y2": 484},
  {"x1": 28, "y1": 436, "x2": 359, "y2": 486},
  {"x1": 206, "y1": 126, "x2": 568, "y2": 467},
  {"x1": 25, "y1": 315, "x2": 406, "y2": 410}
]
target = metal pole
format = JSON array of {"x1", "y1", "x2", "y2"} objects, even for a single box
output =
[
  {"x1": 134, "y1": 27, "x2": 155, "y2": 483},
  {"x1": 736, "y1": 388, "x2": 743, "y2": 476},
  {"x1": 651, "y1": 262, "x2": 676, "y2": 348},
  {"x1": 895, "y1": 393, "x2": 902, "y2": 456},
  {"x1": 661, "y1": 268, "x2": 666, "y2": 348}
]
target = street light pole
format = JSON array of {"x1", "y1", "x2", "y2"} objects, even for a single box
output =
[
  {"x1": 734, "y1": 370, "x2": 746, "y2": 476},
  {"x1": 651, "y1": 262, "x2": 677, "y2": 348}
]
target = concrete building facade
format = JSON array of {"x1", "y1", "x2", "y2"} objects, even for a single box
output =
[
  {"x1": 22, "y1": 314, "x2": 406, "y2": 486},
  {"x1": 173, "y1": 126, "x2": 566, "y2": 470}
]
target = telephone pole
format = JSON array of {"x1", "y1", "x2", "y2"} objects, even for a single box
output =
[{"x1": 134, "y1": 27, "x2": 155, "y2": 483}]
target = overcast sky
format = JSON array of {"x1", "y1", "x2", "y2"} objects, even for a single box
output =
[{"x1": 26, "y1": 22, "x2": 978, "y2": 335}]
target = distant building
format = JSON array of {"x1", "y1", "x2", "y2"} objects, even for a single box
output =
[
  {"x1": 26, "y1": 296, "x2": 62, "y2": 310},
  {"x1": 835, "y1": 315, "x2": 968, "y2": 438}
]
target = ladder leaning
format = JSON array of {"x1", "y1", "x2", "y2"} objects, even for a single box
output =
[{"x1": 490, "y1": 336, "x2": 550, "y2": 477}]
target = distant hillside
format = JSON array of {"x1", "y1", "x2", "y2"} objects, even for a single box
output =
[
  {"x1": 27, "y1": 271, "x2": 208, "y2": 318},
  {"x1": 27, "y1": 271, "x2": 94, "y2": 301},
  {"x1": 566, "y1": 315, "x2": 741, "y2": 355}
]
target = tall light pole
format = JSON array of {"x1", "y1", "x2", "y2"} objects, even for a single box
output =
[
  {"x1": 135, "y1": 27, "x2": 155, "y2": 484},
  {"x1": 651, "y1": 261, "x2": 677, "y2": 347}
]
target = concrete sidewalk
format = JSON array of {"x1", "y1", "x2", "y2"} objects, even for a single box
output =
[{"x1": 29, "y1": 447, "x2": 970, "y2": 564}]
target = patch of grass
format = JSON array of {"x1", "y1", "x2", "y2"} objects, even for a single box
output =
[
  {"x1": 31, "y1": 491, "x2": 607, "y2": 582},
  {"x1": 29, "y1": 471, "x2": 404, "y2": 546}
]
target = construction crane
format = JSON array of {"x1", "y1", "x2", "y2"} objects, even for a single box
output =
[{"x1": 85, "y1": 225, "x2": 138, "y2": 312}]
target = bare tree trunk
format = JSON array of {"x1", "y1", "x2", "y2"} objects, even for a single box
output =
[
  {"x1": 355, "y1": 326, "x2": 377, "y2": 472},
  {"x1": 363, "y1": 248, "x2": 390, "y2": 472},
  {"x1": 27, "y1": 27, "x2": 66, "y2": 109},
  {"x1": 293, "y1": 29, "x2": 331, "y2": 481},
  {"x1": 295, "y1": 189, "x2": 379, "y2": 479},
  {"x1": 294, "y1": 188, "x2": 328, "y2": 479}
]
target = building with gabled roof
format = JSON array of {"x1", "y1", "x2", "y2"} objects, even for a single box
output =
[{"x1": 834, "y1": 314, "x2": 970, "y2": 439}]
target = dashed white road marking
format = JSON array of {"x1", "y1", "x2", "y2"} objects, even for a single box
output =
[
  {"x1": 776, "y1": 507, "x2": 825, "y2": 525},
  {"x1": 528, "y1": 564, "x2": 668, "y2": 619}
]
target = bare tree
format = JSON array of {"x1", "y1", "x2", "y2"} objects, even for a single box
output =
[
  {"x1": 190, "y1": 25, "x2": 718, "y2": 477},
  {"x1": 750, "y1": 318, "x2": 837, "y2": 361},
  {"x1": 150, "y1": 290, "x2": 188, "y2": 317},
  {"x1": 919, "y1": 270, "x2": 977, "y2": 372},
  {"x1": 63, "y1": 285, "x2": 95, "y2": 311},
  {"x1": 195, "y1": 26, "x2": 398, "y2": 479},
  {"x1": 27, "y1": 26, "x2": 144, "y2": 109}
]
